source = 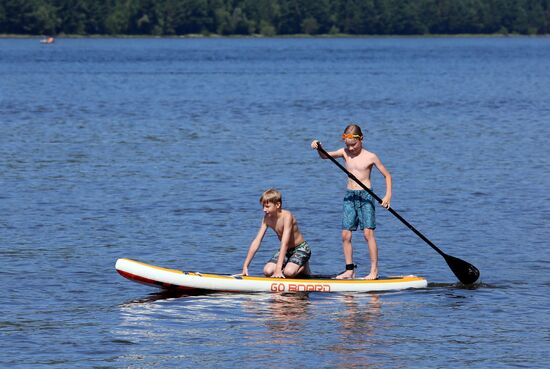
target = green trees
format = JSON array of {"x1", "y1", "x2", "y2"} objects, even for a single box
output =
[
  {"x1": 0, "y1": 0, "x2": 548, "y2": 36},
  {"x1": 1, "y1": 0, "x2": 57, "y2": 34}
]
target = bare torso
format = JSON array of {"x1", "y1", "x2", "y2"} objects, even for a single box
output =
[
  {"x1": 264, "y1": 209, "x2": 305, "y2": 248},
  {"x1": 343, "y1": 148, "x2": 376, "y2": 189}
]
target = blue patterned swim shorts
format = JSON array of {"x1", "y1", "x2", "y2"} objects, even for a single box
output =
[
  {"x1": 268, "y1": 241, "x2": 311, "y2": 267},
  {"x1": 342, "y1": 190, "x2": 376, "y2": 231}
]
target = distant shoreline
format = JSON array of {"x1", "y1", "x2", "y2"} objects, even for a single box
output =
[{"x1": 2, "y1": 33, "x2": 549, "y2": 39}]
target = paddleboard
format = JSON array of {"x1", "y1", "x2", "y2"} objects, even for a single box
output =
[{"x1": 116, "y1": 258, "x2": 427, "y2": 293}]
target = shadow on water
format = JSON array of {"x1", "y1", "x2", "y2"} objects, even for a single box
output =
[
  {"x1": 119, "y1": 289, "x2": 311, "y2": 305},
  {"x1": 428, "y1": 281, "x2": 498, "y2": 290},
  {"x1": 120, "y1": 289, "x2": 218, "y2": 305}
]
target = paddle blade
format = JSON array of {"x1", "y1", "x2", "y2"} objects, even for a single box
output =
[{"x1": 444, "y1": 254, "x2": 480, "y2": 285}]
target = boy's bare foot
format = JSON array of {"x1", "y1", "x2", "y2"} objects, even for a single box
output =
[
  {"x1": 336, "y1": 269, "x2": 356, "y2": 279},
  {"x1": 362, "y1": 271, "x2": 379, "y2": 280}
]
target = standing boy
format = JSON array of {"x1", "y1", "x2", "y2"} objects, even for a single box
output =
[
  {"x1": 311, "y1": 124, "x2": 392, "y2": 279},
  {"x1": 242, "y1": 189, "x2": 311, "y2": 278}
]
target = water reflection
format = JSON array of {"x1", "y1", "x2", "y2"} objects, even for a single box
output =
[
  {"x1": 336, "y1": 293, "x2": 382, "y2": 335},
  {"x1": 265, "y1": 293, "x2": 311, "y2": 335},
  {"x1": 113, "y1": 290, "x2": 411, "y2": 367},
  {"x1": 325, "y1": 294, "x2": 384, "y2": 369},
  {"x1": 239, "y1": 292, "x2": 385, "y2": 367}
]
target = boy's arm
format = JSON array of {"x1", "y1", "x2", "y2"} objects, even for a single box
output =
[
  {"x1": 242, "y1": 220, "x2": 268, "y2": 276},
  {"x1": 311, "y1": 140, "x2": 344, "y2": 159},
  {"x1": 272, "y1": 213, "x2": 294, "y2": 278},
  {"x1": 373, "y1": 155, "x2": 392, "y2": 208}
]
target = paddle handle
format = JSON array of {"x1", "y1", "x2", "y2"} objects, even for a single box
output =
[{"x1": 316, "y1": 144, "x2": 446, "y2": 258}]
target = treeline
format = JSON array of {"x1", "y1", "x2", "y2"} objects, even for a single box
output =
[{"x1": 1, "y1": 0, "x2": 549, "y2": 36}]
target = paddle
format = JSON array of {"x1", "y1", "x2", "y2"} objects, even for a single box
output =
[{"x1": 315, "y1": 144, "x2": 480, "y2": 285}]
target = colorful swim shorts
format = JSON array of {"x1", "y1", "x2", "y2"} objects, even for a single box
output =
[
  {"x1": 342, "y1": 190, "x2": 376, "y2": 230},
  {"x1": 268, "y1": 241, "x2": 311, "y2": 267}
]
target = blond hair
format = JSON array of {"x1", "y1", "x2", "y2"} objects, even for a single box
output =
[
  {"x1": 259, "y1": 188, "x2": 282, "y2": 206},
  {"x1": 344, "y1": 123, "x2": 364, "y2": 138}
]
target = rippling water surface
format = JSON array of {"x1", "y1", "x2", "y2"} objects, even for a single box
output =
[{"x1": 1, "y1": 37, "x2": 549, "y2": 368}]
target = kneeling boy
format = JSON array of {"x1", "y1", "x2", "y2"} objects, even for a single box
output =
[{"x1": 242, "y1": 189, "x2": 311, "y2": 278}]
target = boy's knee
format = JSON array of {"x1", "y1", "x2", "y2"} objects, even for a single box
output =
[
  {"x1": 363, "y1": 228, "x2": 375, "y2": 240},
  {"x1": 283, "y1": 264, "x2": 300, "y2": 278},
  {"x1": 263, "y1": 263, "x2": 275, "y2": 277},
  {"x1": 341, "y1": 230, "x2": 352, "y2": 242}
]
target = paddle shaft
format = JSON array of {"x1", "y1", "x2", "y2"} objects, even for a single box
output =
[{"x1": 317, "y1": 144, "x2": 447, "y2": 258}]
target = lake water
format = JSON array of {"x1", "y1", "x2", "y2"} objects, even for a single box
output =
[{"x1": 1, "y1": 37, "x2": 549, "y2": 368}]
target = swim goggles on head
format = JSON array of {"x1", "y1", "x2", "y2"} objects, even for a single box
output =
[{"x1": 342, "y1": 133, "x2": 363, "y2": 140}]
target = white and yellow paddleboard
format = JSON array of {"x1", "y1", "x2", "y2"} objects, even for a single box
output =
[{"x1": 115, "y1": 258, "x2": 427, "y2": 293}]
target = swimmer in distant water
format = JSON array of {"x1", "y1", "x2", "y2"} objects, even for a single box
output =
[{"x1": 40, "y1": 36, "x2": 55, "y2": 44}]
